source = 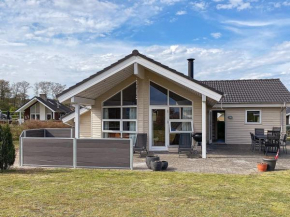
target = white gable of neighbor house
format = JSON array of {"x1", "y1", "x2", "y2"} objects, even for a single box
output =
[{"x1": 57, "y1": 55, "x2": 222, "y2": 103}]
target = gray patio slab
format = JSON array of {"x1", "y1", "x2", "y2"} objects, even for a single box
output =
[{"x1": 134, "y1": 143, "x2": 290, "y2": 174}]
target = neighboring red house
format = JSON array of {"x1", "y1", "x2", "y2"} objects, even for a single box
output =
[{"x1": 16, "y1": 94, "x2": 72, "y2": 124}]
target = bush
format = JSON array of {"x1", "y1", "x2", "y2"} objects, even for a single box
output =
[
  {"x1": 0, "y1": 125, "x2": 15, "y2": 171},
  {"x1": 1, "y1": 120, "x2": 71, "y2": 141}
]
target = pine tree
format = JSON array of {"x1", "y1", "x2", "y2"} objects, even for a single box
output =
[{"x1": 0, "y1": 125, "x2": 15, "y2": 172}]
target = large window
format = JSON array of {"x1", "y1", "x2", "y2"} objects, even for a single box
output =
[
  {"x1": 102, "y1": 82, "x2": 137, "y2": 142},
  {"x1": 246, "y1": 110, "x2": 261, "y2": 124},
  {"x1": 150, "y1": 82, "x2": 193, "y2": 146},
  {"x1": 30, "y1": 103, "x2": 40, "y2": 120}
]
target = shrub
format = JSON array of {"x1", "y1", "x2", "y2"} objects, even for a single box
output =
[{"x1": 0, "y1": 125, "x2": 15, "y2": 171}]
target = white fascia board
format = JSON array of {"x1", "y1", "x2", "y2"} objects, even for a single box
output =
[
  {"x1": 58, "y1": 56, "x2": 136, "y2": 103},
  {"x1": 213, "y1": 103, "x2": 287, "y2": 108},
  {"x1": 62, "y1": 107, "x2": 91, "y2": 123},
  {"x1": 136, "y1": 57, "x2": 222, "y2": 101},
  {"x1": 71, "y1": 96, "x2": 95, "y2": 105}
]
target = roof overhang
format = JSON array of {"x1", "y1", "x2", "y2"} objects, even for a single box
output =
[
  {"x1": 16, "y1": 98, "x2": 56, "y2": 112},
  {"x1": 213, "y1": 103, "x2": 290, "y2": 108},
  {"x1": 62, "y1": 106, "x2": 91, "y2": 123},
  {"x1": 58, "y1": 55, "x2": 222, "y2": 103}
]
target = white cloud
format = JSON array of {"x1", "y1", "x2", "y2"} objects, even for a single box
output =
[
  {"x1": 224, "y1": 19, "x2": 290, "y2": 27},
  {"x1": 191, "y1": 1, "x2": 208, "y2": 10},
  {"x1": 211, "y1": 32, "x2": 222, "y2": 38},
  {"x1": 176, "y1": 10, "x2": 187, "y2": 15},
  {"x1": 216, "y1": 0, "x2": 251, "y2": 11}
]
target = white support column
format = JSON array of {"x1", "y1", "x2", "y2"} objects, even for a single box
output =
[
  {"x1": 74, "y1": 104, "x2": 80, "y2": 139},
  {"x1": 52, "y1": 112, "x2": 55, "y2": 120},
  {"x1": 202, "y1": 95, "x2": 207, "y2": 159},
  {"x1": 19, "y1": 112, "x2": 22, "y2": 125}
]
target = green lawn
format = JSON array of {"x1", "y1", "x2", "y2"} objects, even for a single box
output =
[{"x1": 1, "y1": 169, "x2": 290, "y2": 216}]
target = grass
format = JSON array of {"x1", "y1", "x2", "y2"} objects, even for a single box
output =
[{"x1": 1, "y1": 169, "x2": 290, "y2": 217}]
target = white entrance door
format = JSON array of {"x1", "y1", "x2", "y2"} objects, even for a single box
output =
[{"x1": 149, "y1": 107, "x2": 169, "y2": 151}]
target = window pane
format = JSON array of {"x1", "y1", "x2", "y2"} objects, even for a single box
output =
[
  {"x1": 247, "y1": 111, "x2": 260, "y2": 123},
  {"x1": 103, "y1": 133, "x2": 121, "y2": 138},
  {"x1": 170, "y1": 122, "x2": 192, "y2": 132},
  {"x1": 31, "y1": 114, "x2": 35, "y2": 120},
  {"x1": 103, "y1": 108, "x2": 121, "y2": 119},
  {"x1": 169, "y1": 91, "x2": 192, "y2": 105},
  {"x1": 103, "y1": 121, "x2": 120, "y2": 130},
  {"x1": 170, "y1": 133, "x2": 180, "y2": 145},
  {"x1": 170, "y1": 107, "x2": 180, "y2": 119},
  {"x1": 150, "y1": 82, "x2": 167, "y2": 105},
  {"x1": 123, "y1": 83, "x2": 137, "y2": 105},
  {"x1": 123, "y1": 108, "x2": 137, "y2": 119},
  {"x1": 36, "y1": 114, "x2": 40, "y2": 120},
  {"x1": 123, "y1": 121, "x2": 136, "y2": 131},
  {"x1": 181, "y1": 107, "x2": 192, "y2": 119},
  {"x1": 47, "y1": 114, "x2": 52, "y2": 120},
  {"x1": 103, "y1": 92, "x2": 121, "y2": 106}
]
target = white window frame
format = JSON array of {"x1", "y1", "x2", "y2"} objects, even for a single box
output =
[
  {"x1": 245, "y1": 110, "x2": 262, "y2": 124},
  {"x1": 149, "y1": 80, "x2": 194, "y2": 148},
  {"x1": 102, "y1": 82, "x2": 138, "y2": 138}
]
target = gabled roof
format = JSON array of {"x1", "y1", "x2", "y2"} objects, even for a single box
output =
[
  {"x1": 57, "y1": 50, "x2": 223, "y2": 102},
  {"x1": 16, "y1": 96, "x2": 72, "y2": 113},
  {"x1": 201, "y1": 79, "x2": 290, "y2": 104}
]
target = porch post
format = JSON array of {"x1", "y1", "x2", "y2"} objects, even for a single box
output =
[
  {"x1": 74, "y1": 104, "x2": 80, "y2": 139},
  {"x1": 202, "y1": 95, "x2": 207, "y2": 159},
  {"x1": 19, "y1": 111, "x2": 22, "y2": 125}
]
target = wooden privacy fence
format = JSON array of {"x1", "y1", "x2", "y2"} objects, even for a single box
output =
[{"x1": 19, "y1": 129, "x2": 133, "y2": 170}]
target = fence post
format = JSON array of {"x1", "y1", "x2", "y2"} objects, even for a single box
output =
[
  {"x1": 20, "y1": 137, "x2": 23, "y2": 167},
  {"x1": 73, "y1": 138, "x2": 77, "y2": 168},
  {"x1": 130, "y1": 138, "x2": 133, "y2": 170}
]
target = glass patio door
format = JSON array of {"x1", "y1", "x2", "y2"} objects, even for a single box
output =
[{"x1": 150, "y1": 108, "x2": 168, "y2": 151}]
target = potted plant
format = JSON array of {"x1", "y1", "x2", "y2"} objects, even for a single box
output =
[
  {"x1": 257, "y1": 162, "x2": 268, "y2": 172},
  {"x1": 161, "y1": 161, "x2": 168, "y2": 170},
  {"x1": 150, "y1": 161, "x2": 162, "y2": 171}
]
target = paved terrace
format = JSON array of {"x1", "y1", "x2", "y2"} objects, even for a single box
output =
[{"x1": 134, "y1": 143, "x2": 290, "y2": 174}]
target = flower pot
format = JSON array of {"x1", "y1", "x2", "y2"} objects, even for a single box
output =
[
  {"x1": 161, "y1": 161, "x2": 168, "y2": 170},
  {"x1": 151, "y1": 161, "x2": 162, "y2": 171},
  {"x1": 257, "y1": 163, "x2": 267, "y2": 172},
  {"x1": 146, "y1": 156, "x2": 160, "y2": 169},
  {"x1": 263, "y1": 157, "x2": 277, "y2": 171}
]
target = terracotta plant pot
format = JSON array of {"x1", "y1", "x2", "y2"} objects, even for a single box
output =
[{"x1": 257, "y1": 163, "x2": 268, "y2": 172}]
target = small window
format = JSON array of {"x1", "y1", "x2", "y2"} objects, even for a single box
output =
[
  {"x1": 123, "y1": 108, "x2": 137, "y2": 119},
  {"x1": 103, "y1": 133, "x2": 121, "y2": 138},
  {"x1": 170, "y1": 122, "x2": 192, "y2": 132},
  {"x1": 170, "y1": 107, "x2": 180, "y2": 119},
  {"x1": 123, "y1": 121, "x2": 136, "y2": 131},
  {"x1": 150, "y1": 82, "x2": 167, "y2": 105},
  {"x1": 47, "y1": 114, "x2": 52, "y2": 120},
  {"x1": 103, "y1": 121, "x2": 120, "y2": 131},
  {"x1": 31, "y1": 114, "x2": 35, "y2": 120},
  {"x1": 246, "y1": 110, "x2": 261, "y2": 124},
  {"x1": 103, "y1": 108, "x2": 121, "y2": 119}
]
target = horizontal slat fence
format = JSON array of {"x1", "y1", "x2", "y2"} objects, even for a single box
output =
[{"x1": 19, "y1": 129, "x2": 133, "y2": 169}]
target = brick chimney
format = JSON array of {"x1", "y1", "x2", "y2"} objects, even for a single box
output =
[{"x1": 39, "y1": 93, "x2": 47, "y2": 101}]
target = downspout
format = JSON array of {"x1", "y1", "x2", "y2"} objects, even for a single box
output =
[{"x1": 281, "y1": 102, "x2": 286, "y2": 133}]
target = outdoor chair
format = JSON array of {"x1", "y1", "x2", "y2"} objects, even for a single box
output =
[
  {"x1": 178, "y1": 133, "x2": 194, "y2": 157},
  {"x1": 264, "y1": 131, "x2": 280, "y2": 155},
  {"x1": 255, "y1": 128, "x2": 264, "y2": 136},
  {"x1": 280, "y1": 134, "x2": 288, "y2": 154},
  {"x1": 250, "y1": 132, "x2": 260, "y2": 152},
  {"x1": 133, "y1": 133, "x2": 148, "y2": 156}
]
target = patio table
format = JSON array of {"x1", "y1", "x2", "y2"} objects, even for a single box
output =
[{"x1": 255, "y1": 134, "x2": 267, "y2": 151}]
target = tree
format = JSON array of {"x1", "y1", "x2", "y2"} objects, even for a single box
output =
[
  {"x1": 11, "y1": 82, "x2": 22, "y2": 107},
  {"x1": 51, "y1": 83, "x2": 66, "y2": 99},
  {"x1": 0, "y1": 80, "x2": 10, "y2": 101},
  {"x1": 0, "y1": 125, "x2": 15, "y2": 172},
  {"x1": 35, "y1": 81, "x2": 52, "y2": 96},
  {"x1": 19, "y1": 81, "x2": 31, "y2": 104}
]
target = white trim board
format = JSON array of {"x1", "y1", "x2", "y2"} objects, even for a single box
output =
[
  {"x1": 57, "y1": 56, "x2": 222, "y2": 103},
  {"x1": 62, "y1": 106, "x2": 91, "y2": 123}
]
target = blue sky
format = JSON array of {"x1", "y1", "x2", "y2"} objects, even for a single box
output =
[{"x1": 0, "y1": 0, "x2": 290, "y2": 97}]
